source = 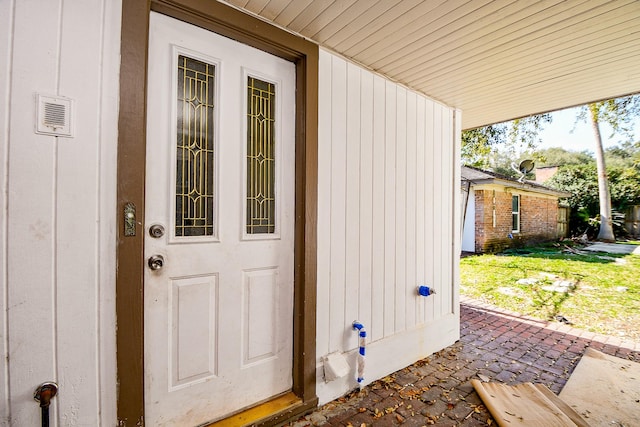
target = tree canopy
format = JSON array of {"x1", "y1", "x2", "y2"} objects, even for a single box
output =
[
  {"x1": 461, "y1": 114, "x2": 552, "y2": 169},
  {"x1": 534, "y1": 147, "x2": 593, "y2": 167},
  {"x1": 462, "y1": 94, "x2": 640, "y2": 239},
  {"x1": 543, "y1": 144, "x2": 640, "y2": 236}
]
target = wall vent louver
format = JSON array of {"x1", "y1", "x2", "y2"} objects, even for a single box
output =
[
  {"x1": 36, "y1": 94, "x2": 74, "y2": 137},
  {"x1": 44, "y1": 102, "x2": 66, "y2": 128}
]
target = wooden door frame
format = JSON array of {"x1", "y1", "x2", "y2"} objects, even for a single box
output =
[{"x1": 116, "y1": 1, "x2": 318, "y2": 425}]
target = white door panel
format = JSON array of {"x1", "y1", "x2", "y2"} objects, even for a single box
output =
[{"x1": 145, "y1": 12, "x2": 295, "y2": 426}]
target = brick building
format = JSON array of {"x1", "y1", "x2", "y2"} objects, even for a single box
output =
[{"x1": 461, "y1": 166, "x2": 571, "y2": 253}]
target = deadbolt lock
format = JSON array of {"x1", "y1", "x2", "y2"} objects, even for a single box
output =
[{"x1": 149, "y1": 224, "x2": 165, "y2": 238}]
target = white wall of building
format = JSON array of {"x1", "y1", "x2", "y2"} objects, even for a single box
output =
[
  {"x1": 0, "y1": 0, "x2": 121, "y2": 425},
  {"x1": 461, "y1": 189, "x2": 476, "y2": 252},
  {"x1": 0, "y1": 5, "x2": 462, "y2": 422},
  {"x1": 316, "y1": 49, "x2": 461, "y2": 403}
]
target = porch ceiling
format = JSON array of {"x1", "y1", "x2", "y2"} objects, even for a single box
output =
[{"x1": 221, "y1": 0, "x2": 640, "y2": 130}]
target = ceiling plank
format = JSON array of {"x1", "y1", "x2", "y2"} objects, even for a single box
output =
[
  {"x1": 395, "y1": 1, "x2": 637, "y2": 84},
  {"x1": 370, "y1": 0, "x2": 598, "y2": 74},
  {"x1": 415, "y1": 20, "x2": 640, "y2": 97},
  {"x1": 422, "y1": 30, "x2": 640, "y2": 99},
  {"x1": 219, "y1": 0, "x2": 640, "y2": 128}
]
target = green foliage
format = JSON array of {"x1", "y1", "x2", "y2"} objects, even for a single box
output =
[
  {"x1": 462, "y1": 114, "x2": 552, "y2": 168},
  {"x1": 489, "y1": 146, "x2": 593, "y2": 180},
  {"x1": 606, "y1": 141, "x2": 640, "y2": 168},
  {"x1": 611, "y1": 165, "x2": 640, "y2": 210},
  {"x1": 546, "y1": 147, "x2": 640, "y2": 235},
  {"x1": 508, "y1": 114, "x2": 554, "y2": 147},
  {"x1": 547, "y1": 164, "x2": 599, "y2": 235},
  {"x1": 582, "y1": 96, "x2": 640, "y2": 241},
  {"x1": 486, "y1": 150, "x2": 535, "y2": 179},
  {"x1": 461, "y1": 124, "x2": 506, "y2": 168},
  {"x1": 534, "y1": 147, "x2": 593, "y2": 167},
  {"x1": 577, "y1": 96, "x2": 640, "y2": 142},
  {"x1": 608, "y1": 142, "x2": 640, "y2": 211}
]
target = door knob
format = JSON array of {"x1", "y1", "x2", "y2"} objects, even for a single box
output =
[{"x1": 148, "y1": 255, "x2": 165, "y2": 271}]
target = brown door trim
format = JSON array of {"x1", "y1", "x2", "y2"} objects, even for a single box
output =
[{"x1": 116, "y1": 1, "x2": 318, "y2": 424}]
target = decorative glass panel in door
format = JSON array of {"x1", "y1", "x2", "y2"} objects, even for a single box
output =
[
  {"x1": 246, "y1": 76, "x2": 276, "y2": 235},
  {"x1": 176, "y1": 55, "x2": 216, "y2": 237}
]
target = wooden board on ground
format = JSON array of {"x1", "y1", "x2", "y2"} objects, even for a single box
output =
[
  {"x1": 471, "y1": 379, "x2": 589, "y2": 427},
  {"x1": 559, "y1": 347, "x2": 640, "y2": 426}
]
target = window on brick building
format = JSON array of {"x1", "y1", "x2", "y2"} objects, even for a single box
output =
[{"x1": 512, "y1": 195, "x2": 520, "y2": 233}]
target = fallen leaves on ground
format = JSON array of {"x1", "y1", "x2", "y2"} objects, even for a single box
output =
[
  {"x1": 399, "y1": 386, "x2": 430, "y2": 399},
  {"x1": 292, "y1": 345, "x2": 496, "y2": 426}
]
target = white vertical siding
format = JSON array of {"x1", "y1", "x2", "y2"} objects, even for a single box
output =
[
  {"x1": 0, "y1": 1, "x2": 120, "y2": 425},
  {"x1": 328, "y1": 55, "x2": 347, "y2": 354},
  {"x1": 370, "y1": 74, "x2": 386, "y2": 343},
  {"x1": 344, "y1": 62, "x2": 361, "y2": 348},
  {"x1": 317, "y1": 49, "x2": 460, "y2": 403},
  {"x1": 405, "y1": 91, "x2": 417, "y2": 329},
  {"x1": 452, "y1": 110, "x2": 462, "y2": 313},
  {"x1": 432, "y1": 105, "x2": 443, "y2": 320},
  {"x1": 0, "y1": 0, "x2": 13, "y2": 422},
  {"x1": 358, "y1": 69, "x2": 374, "y2": 340},
  {"x1": 394, "y1": 86, "x2": 407, "y2": 333},
  {"x1": 415, "y1": 96, "x2": 426, "y2": 324},
  {"x1": 316, "y1": 45, "x2": 332, "y2": 362},
  {"x1": 382, "y1": 80, "x2": 396, "y2": 338},
  {"x1": 423, "y1": 100, "x2": 436, "y2": 325}
]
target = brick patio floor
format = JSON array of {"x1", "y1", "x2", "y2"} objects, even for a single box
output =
[{"x1": 287, "y1": 296, "x2": 640, "y2": 426}]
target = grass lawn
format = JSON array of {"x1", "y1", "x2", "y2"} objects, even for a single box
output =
[{"x1": 460, "y1": 242, "x2": 640, "y2": 341}]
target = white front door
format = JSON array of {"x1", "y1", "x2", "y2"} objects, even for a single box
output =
[{"x1": 144, "y1": 12, "x2": 296, "y2": 426}]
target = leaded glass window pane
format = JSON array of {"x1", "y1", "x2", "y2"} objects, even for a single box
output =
[
  {"x1": 246, "y1": 77, "x2": 276, "y2": 234},
  {"x1": 176, "y1": 55, "x2": 215, "y2": 237}
]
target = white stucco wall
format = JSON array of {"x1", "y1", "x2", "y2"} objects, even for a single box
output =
[
  {"x1": 316, "y1": 49, "x2": 461, "y2": 404},
  {"x1": 0, "y1": 0, "x2": 121, "y2": 425}
]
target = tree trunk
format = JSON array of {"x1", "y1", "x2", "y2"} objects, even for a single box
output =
[{"x1": 589, "y1": 106, "x2": 615, "y2": 242}]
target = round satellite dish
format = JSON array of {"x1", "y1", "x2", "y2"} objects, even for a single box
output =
[{"x1": 519, "y1": 159, "x2": 535, "y2": 174}]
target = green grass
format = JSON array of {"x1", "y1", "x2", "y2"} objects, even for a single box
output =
[{"x1": 460, "y1": 243, "x2": 640, "y2": 341}]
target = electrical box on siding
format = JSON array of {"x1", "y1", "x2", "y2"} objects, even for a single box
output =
[
  {"x1": 35, "y1": 94, "x2": 74, "y2": 137},
  {"x1": 322, "y1": 352, "x2": 350, "y2": 382}
]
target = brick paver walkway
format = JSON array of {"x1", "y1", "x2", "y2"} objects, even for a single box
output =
[{"x1": 288, "y1": 297, "x2": 640, "y2": 426}]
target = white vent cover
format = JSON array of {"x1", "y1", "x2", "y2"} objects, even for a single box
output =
[{"x1": 35, "y1": 94, "x2": 73, "y2": 137}]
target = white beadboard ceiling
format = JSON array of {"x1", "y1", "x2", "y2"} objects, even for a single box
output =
[{"x1": 221, "y1": 0, "x2": 640, "y2": 129}]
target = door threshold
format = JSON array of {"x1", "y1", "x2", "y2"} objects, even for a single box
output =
[{"x1": 204, "y1": 392, "x2": 318, "y2": 427}]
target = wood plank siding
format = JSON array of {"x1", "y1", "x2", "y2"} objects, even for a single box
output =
[
  {"x1": 0, "y1": 0, "x2": 121, "y2": 425},
  {"x1": 316, "y1": 50, "x2": 460, "y2": 403},
  {"x1": 2, "y1": 0, "x2": 640, "y2": 425}
]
